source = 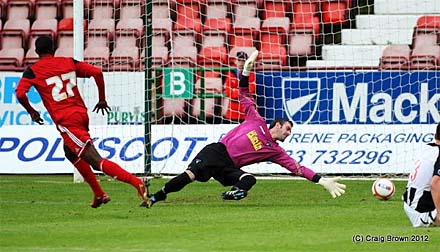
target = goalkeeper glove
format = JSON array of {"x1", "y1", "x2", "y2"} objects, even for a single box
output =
[
  {"x1": 242, "y1": 50, "x2": 259, "y2": 77},
  {"x1": 318, "y1": 177, "x2": 346, "y2": 198}
]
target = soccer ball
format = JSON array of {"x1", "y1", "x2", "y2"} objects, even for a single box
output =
[{"x1": 372, "y1": 178, "x2": 395, "y2": 200}]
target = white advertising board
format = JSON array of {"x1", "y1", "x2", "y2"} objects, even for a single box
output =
[{"x1": 0, "y1": 124, "x2": 435, "y2": 174}]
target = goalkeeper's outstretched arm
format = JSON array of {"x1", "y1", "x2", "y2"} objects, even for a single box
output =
[{"x1": 238, "y1": 50, "x2": 261, "y2": 120}]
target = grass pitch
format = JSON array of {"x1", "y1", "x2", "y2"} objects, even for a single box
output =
[{"x1": 0, "y1": 175, "x2": 438, "y2": 252}]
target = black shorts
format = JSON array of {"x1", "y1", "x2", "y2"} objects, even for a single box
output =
[{"x1": 187, "y1": 142, "x2": 245, "y2": 186}]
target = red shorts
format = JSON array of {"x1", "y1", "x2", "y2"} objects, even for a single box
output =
[{"x1": 56, "y1": 112, "x2": 93, "y2": 157}]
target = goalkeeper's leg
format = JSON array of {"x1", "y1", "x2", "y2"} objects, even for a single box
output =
[
  {"x1": 149, "y1": 170, "x2": 195, "y2": 206},
  {"x1": 221, "y1": 171, "x2": 256, "y2": 200}
]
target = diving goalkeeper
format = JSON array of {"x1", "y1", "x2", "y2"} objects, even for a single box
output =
[{"x1": 146, "y1": 50, "x2": 346, "y2": 207}]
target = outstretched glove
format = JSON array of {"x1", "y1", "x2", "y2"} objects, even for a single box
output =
[{"x1": 318, "y1": 177, "x2": 346, "y2": 198}]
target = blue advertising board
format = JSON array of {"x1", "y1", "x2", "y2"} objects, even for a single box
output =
[{"x1": 256, "y1": 71, "x2": 440, "y2": 124}]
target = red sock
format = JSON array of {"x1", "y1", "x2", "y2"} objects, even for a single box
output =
[
  {"x1": 99, "y1": 159, "x2": 142, "y2": 189},
  {"x1": 73, "y1": 159, "x2": 105, "y2": 197}
]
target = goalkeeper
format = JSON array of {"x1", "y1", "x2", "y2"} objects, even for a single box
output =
[{"x1": 146, "y1": 50, "x2": 346, "y2": 207}]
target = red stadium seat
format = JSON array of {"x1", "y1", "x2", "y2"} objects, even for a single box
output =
[
  {"x1": 233, "y1": 16, "x2": 260, "y2": 38},
  {"x1": 412, "y1": 16, "x2": 440, "y2": 48},
  {"x1": 152, "y1": 33, "x2": 167, "y2": 47},
  {"x1": 139, "y1": 47, "x2": 167, "y2": 69},
  {"x1": 410, "y1": 45, "x2": 440, "y2": 70},
  {"x1": 30, "y1": 18, "x2": 57, "y2": 40},
  {"x1": 174, "y1": 2, "x2": 202, "y2": 34},
  {"x1": 261, "y1": 17, "x2": 290, "y2": 34},
  {"x1": 151, "y1": 46, "x2": 169, "y2": 67},
  {"x1": 114, "y1": 22, "x2": 140, "y2": 49},
  {"x1": 152, "y1": 18, "x2": 172, "y2": 41},
  {"x1": 229, "y1": 34, "x2": 254, "y2": 48},
  {"x1": 6, "y1": 0, "x2": 33, "y2": 20},
  {"x1": 54, "y1": 46, "x2": 73, "y2": 57},
  {"x1": 0, "y1": 47, "x2": 24, "y2": 69},
  {"x1": 109, "y1": 45, "x2": 139, "y2": 71},
  {"x1": 198, "y1": 46, "x2": 228, "y2": 65},
  {"x1": 173, "y1": 33, "x2": 196, "y2": 48},
  {"x1": 291, "y1": 15, "x2": 320, "y2": 39},
  {"x1": 202, "y1": 34, "x2": 225, "y2": 47},
  {"x1": 233, "y1": 0, "x2": 259, "y2": 18},
  {"x1": 152, "y1": 2, "x2": 170, "y2": 19},
  {"x1": 88, "y1": 18, "x2": 115, "y2": 40},
  {"x1": 262, "y1": 0, "x2": 288, "y2": 20},
  {"x1": 120, "y1": 0, "x2": 144, "y2": 20},
  {"x1": 86, "y1": 33, "x2": 110, "y2": 48},
  {"x1": 60, "y1": 0, "x2": 73, "y2": 18},
  {"x1": 190, "y1": 77, "x2": 223, "y2": 119},
  {"x1": 57, "y1": 33, "x2": 73, "y2": 49},
  {"x1": 58, "y1": 17, "x2": 87, "y2": 33},
  {"x1": 169, "y1": 45, "x2": 197, "y2": 66},
  {"x1": 57, "y1": 18, "x2": 84, "y2": 49},
  {"x1": 34, "y1": 0, "x2": 58, "y2": 20},
  {"x1": 116, "y1": 18, "x2": 143, "y2": 38},
  {"x1": 321, "y1": 0, "x2": 348, "y2": 25},
  {"x1": 415, "y1": 16, "x2": 440, "y2": 33},
  {"x1": 90, "y1": 0, "x2": 114, "y2": 19},
  {"x1": 259, "y1": 33, "x2": 285, "y2": 49},
  {"x1": 204, "y1": 1, "x2": 231, "y2": 35},
  {"x1": 289, "y1": 31, "x2": 314, "y2": 57},
  {"x1": 84, "y1": 46, "x2": 110, "y2": 66},
  {"x1": 293, "y1": 1, "x2": 318, "y2": 20},
  {"x1": 60, "y1": 0, "x2": 90, "y2": 19},
  {"x1": 0, "y1": 19, "x2": 30, "y2": 49},
  {"x1": 203, "y1": 18, "x2": 232, "y2": 35},
  {"x1": 413, "y1": 33, "x2": 438, "y2": 49},
  {"x1": 205, "y1": 0, "x2": 229, "y2": 19},
  {"x1": 259, "y1": 32, "x2": 287, "y2": 67},
  {"x1": 379, "y1": 45, "x2": 411, "y2": 70}
]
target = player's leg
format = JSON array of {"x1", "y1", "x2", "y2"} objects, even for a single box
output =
[
  {"x1": 57, "y1": 113, "x2": 149, "y2": 207},
  {"x1": 404, "y1": 203, "x2": 437, "y2": 227},
  {"x1": 64, "y1": 145, "x2": 109, "y2": 208},
  {"x1": 218, "y1": 168, "x2": 256, "y2": 200},
  {"x1": 80, "y1": 143, "x2": 149, "y2": 206}
]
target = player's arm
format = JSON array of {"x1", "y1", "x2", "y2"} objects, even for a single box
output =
[
  {"x1": 73, "y1": 60, "x2": 110, "y2": 115},
  {"x1": 431, "y1": 174, "x2": 440, "y2": 226},
  {"x1": 15, "y1": 68, "x2": 44, "y2": 124},
  {"x1": 272, "y1": 151, "x2": 346, "y2": 198},
  {"x1": 238, "y1": 51, "x2": 261, "y2": 120}
]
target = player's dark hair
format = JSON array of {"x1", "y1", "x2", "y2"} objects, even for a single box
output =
[
  {"x1": 269, "y1": 118, "x2": 293, "y2": 129},
  {"x1": 436, "y1": 122, "x2": 440, "y2": 140},
  {"x1": 35, "y1": 36, "x2": 54, "y2": 56}
]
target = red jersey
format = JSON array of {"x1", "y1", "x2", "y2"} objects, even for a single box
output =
[{"x1": 15, "y1": 55, "x2": 105, "y2": 124}]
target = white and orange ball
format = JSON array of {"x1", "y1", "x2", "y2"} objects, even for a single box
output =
[{"x1": 372, "y1": 178, "x2": 395, "y2": 200}]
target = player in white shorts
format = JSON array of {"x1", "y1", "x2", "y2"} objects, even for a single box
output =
[{"x1": 403, "y1": 122, "x2": 440, "y2": 227}]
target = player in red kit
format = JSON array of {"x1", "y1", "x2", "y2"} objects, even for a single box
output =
[{"x1": 15, "y1": 36, "x2": 150, "y2": 208}]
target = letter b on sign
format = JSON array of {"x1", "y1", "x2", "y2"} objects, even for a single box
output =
[{"x1": 163, "y1": 68, "x2": 193, "y2": 98}]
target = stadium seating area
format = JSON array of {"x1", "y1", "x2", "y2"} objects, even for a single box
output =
[{"x1": 0, "y1": 0, "x2": 439, "y2": 71}]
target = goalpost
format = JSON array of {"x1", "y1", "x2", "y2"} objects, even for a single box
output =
[{"x1": 76, "y1": 0, "x2": 439, "y2": 182}]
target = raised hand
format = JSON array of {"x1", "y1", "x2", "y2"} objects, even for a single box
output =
[{"x1": 93, "y1": 100, "x2": 111, "y2": 115}]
